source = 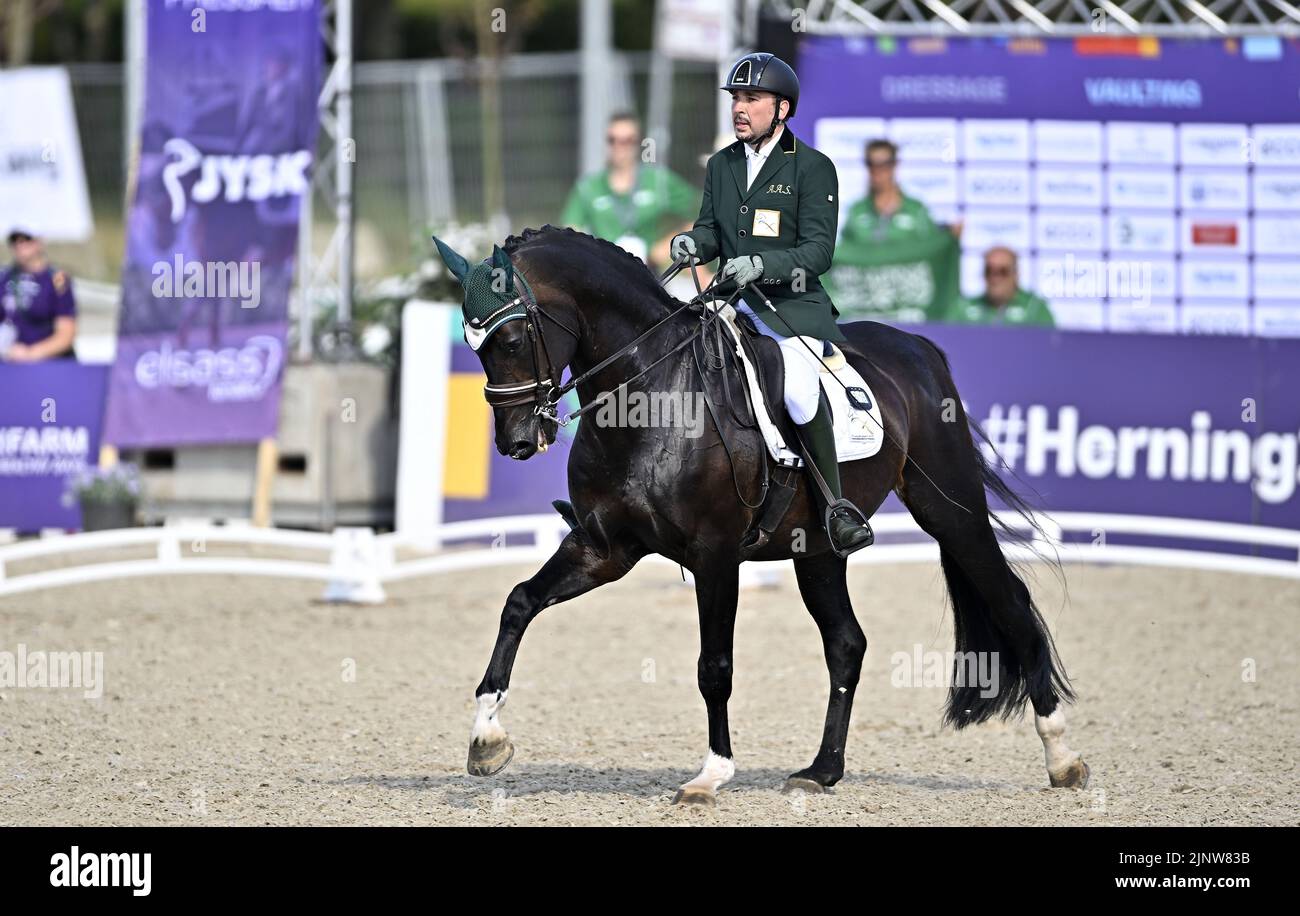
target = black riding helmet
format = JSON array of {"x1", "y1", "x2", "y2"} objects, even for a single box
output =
[{"x1": 720, "y1": 52, "x2": 800, "y2": 120}]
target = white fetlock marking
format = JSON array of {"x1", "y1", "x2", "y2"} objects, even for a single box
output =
[
  {"x1": 1035, "y1": 708, "x2": 1079, "y2": 775},
  {"x1": 471, "y1": 690, "x2": 509, "y2": 745},
  {"x1": 680, "y1": 751, "x2": 736, "y2": 795}
]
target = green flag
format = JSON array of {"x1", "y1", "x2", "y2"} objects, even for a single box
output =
[{"x1": 825, "y1": 225, "x2": 961, "y2": 323}]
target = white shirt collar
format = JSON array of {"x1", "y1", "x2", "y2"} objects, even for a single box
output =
[
  {"x1": 744, "y1": 125, "x2": 784, "y2": 190},
  {"x1": 744, "y1": 125, "x2": 784, "y2": 164}
]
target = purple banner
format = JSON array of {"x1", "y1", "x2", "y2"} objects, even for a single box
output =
[
  {"x1": 446, "y1": 328, "x2": 1300, "y2": 532},
  {"x1": 796, "y1": 36, "x2": 1300, "y2": 125},
  {"x1": 910, "y1": 326, "x2": 1300, "y2": 531},
  {"x1": 102, "y1": 0, "x2": 320, "y2": 447},
  {"x1": 0, "y1": 363, "x2": 108, "y2": 531}
]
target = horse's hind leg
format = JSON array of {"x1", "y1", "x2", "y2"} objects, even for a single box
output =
[
  {"x1": 784, "y1": 552, "x2": 867, "y2": 794},
  {"x1": 468, "y1": 527, "x2": 641, "y2": 777},
  {"x1": 894, "y1": 393, "x2": 1087, "y2": 787},
  {"x1": 933, "y1": 527, "x2": 1088, "y2": 787}
]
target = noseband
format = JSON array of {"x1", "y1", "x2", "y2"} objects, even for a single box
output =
[{"x1": 472, "y1": 273, "x2": 580, "y2": 412}]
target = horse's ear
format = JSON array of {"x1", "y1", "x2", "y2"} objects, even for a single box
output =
[
  {"x1": 432, "y1": 235, "x2": 471, "y2": 285},
  {"x1": 490, "y1": 244, "x2": 515, "y2": 289}
]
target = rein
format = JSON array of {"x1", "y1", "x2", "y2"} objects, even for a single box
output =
[
  {"x1": 476, "y1": 249, "x2": 765, "y2": 516},
  {"x1": 486, "y1": 257, "x2": 735, "y2": 428},
  {"x1": 474, "y1": 244, "x2": 974, "y2": 527}
]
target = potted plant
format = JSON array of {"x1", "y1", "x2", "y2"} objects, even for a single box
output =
[{"x1": 65, "y1": 463, "x2": 142, "y2": 532}]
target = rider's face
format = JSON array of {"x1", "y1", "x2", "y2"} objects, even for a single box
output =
[{"x1": 730, "y1": 90, "x2": 784, "y2": 143}]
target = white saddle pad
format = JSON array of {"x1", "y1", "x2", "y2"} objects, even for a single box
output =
[{"x1": 710, "y1": 304, "x2": 885, "y2": 466}]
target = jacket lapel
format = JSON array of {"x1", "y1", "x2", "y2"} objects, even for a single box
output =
[
  {"x1": 741, "y1": 127, "x2": 797, "y2": 204},
  {"x1": 726, "y1": 142, "x2": 747, "y2": 200}
]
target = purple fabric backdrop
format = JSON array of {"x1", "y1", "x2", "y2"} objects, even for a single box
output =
[
  {"x1": 796, "y1": 36, "x2": 1300, "y2": 126},
  {"x1": 446, "y1": 328, "x2": 1300, "y2": 531},
  {"x1": 907, "y1": 325, "x2": 1300, "y2": 530},
  {"x1": 102, "y1": 0, "x2": 320, "y2": 447}
]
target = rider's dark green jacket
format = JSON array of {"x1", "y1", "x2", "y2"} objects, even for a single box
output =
[{"x1": 685, "y1": 126, "x2": 848, "y2": 343}]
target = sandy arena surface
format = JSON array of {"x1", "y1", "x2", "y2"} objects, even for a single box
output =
[{"x1": 1, "y1": 558, "x2": 1296, "y2": 826}]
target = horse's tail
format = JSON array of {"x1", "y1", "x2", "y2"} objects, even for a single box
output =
[{"x1": 914, "y1": 334, "x2": 1074, "y2": 728}]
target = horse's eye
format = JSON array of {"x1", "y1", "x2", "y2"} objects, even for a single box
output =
[{"x1": 501, "y1": 337, "x2": 523, "y2": 354}]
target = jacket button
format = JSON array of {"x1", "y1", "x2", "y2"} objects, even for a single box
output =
[
  {"x1": 739, "y1": 205, "x2": 749, "y2": 214},
  {"x1": 738, "y1": 229, "x2": 747, "y2": 238}
]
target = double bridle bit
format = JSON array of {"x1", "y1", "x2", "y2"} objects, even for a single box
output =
[{"x1": 478, "y1": 259, "x2": 734, "y2": 428}]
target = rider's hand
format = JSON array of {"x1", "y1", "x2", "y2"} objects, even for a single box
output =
[
  {"x1": 720, "y1": 255, "x2": 764, "y2": 287},
  {"x1": 670, "y1": 234, "x2": 698, "y2": 264}
]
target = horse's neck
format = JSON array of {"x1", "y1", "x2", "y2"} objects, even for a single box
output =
[
  {"x1": 556, "y1": 269, "x2": 695, "y2": 391},
  {"x1": 521, "y1": 244, "x2": 697, "y2": 404}
]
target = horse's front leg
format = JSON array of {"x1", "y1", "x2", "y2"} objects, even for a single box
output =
[
  {"x1": 673, "y1": 559, "x2": 740, "y2": 806},
  {"x1": 469, "y1": 527, "x2": 640, "y2": 776}
]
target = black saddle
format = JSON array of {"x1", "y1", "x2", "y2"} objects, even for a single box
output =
[{"x1": 728, "y1": 310, "x2": 803, "y2": 444}]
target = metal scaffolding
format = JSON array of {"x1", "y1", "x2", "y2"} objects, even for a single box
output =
[
  {"x1": 296, "y1": 0, "x2": 355, "y2": 362},
  {"x1": 750, "y1": 0, "x2": 1300, "y2": 36}
]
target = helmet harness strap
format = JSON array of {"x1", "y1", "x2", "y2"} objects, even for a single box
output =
[{"x1": 747, "y1": 95, "x2": 788, "y2": 151}]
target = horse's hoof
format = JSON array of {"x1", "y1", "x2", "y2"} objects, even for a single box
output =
[
  {"x1": 467, "y1": 737, "x2": 515, "y2": 777},
  {"x1": 1048, "y1": 757, "x2": 1090, "y2": 789},
  {"x1": 782, "y1": 776, "x2": 828, "y2": 795},
  {"x1": 672, "y1": 787, "x2": 716, "y2": 806}
]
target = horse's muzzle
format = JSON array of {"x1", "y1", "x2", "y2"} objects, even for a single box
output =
[{"x1": 500, "y1": 414, "x2": 556, "y2": 460}]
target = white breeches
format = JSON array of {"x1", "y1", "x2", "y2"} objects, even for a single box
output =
[{"x1": 737, "y1": 300, "x2": 824, "y2": 425}]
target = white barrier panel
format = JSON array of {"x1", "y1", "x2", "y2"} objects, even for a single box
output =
[
  {"x1": 1, "y1": 513, "x2": 1298, "y2": 598},
  {"x1": 395, "y1": 300, "x2": 454, "y2": 549}
]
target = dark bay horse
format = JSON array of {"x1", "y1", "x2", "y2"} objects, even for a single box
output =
[{"x1": 434, "y1": 226, "x2": 1088, "y2": 804}]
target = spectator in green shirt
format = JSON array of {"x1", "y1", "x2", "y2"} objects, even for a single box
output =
[
  {"x1": 559, "y1": 111, "x2": 699, "y2": 271},
  {"x1": 946, "y1": 246, "x2": 1055, "y2": 327},
  {"x1": 841, "y1": 139, "x2": 962, "y2": 247}
]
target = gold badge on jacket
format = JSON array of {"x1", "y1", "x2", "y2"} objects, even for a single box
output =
[{"x1": 753, "y1": 209, "x2": 781, "y2": 237}]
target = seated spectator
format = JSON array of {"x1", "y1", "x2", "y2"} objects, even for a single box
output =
[
  {"x1": 841, "y1": 139, "x2": 961, "y2": 246},
  {"x1": 1, "y1": 230, "x2": 77, "y2": 361},
  {"x1": 560, "y1": 111, "x2": 699, "y2": 271},
  {"x1": 945, "y1": 246, "x2": 1054, "y2": 327}
]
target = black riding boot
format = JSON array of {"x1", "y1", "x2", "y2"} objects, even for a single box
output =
[{"x1": 795, "y1": 391, "x2": 874, "y2": 555}]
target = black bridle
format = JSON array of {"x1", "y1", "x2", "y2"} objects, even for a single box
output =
[
  {"x1": 478, "y1": 246, "x2": 970, "y2": 540},
  {"x1": 478, "y1": 277, "x2": 580, "y2": 411},
  {"x1": 481, "y1": 257, "x2": 737, "y2": 428}
]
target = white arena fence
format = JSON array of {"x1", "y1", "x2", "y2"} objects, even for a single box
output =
[{"x1": 1, "y1": 512, "x2": 1298, "y2": 600}]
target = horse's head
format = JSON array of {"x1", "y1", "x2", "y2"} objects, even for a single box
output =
[{"x1": 433, "y1": 236, "x2": 578, "y2": 460}]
